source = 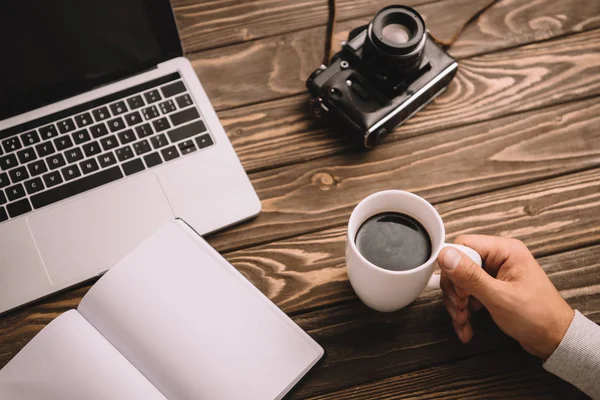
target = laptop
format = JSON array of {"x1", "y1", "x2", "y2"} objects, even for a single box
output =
[{"x1": 0, "y1": 0, "x2": 261, "y2": 314}]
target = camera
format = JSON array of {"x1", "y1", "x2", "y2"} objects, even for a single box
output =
[{"x1": 306, "y1": 5, "x2": 458, "y2": 148}]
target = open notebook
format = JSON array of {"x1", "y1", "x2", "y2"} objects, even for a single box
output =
[{"x1": 0, "y1": 221, "x2": 324, "y2": 399}]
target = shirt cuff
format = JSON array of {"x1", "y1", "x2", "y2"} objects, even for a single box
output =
[{"x1": 543, "y1": 310, "x2": 600, "y2": 399}]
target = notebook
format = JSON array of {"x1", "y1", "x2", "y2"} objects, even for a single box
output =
[{"x1": 0, "y1": 221, "x2": 324, "y2": 399}]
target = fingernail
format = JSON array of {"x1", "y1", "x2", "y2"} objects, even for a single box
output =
[
  {"x1": 443, "y1": 248, "x2": 462, "y2": 270},
  {"x1": 448, "y1": 295, "x2": 458, "y2": 307},
  {"x1": 454, "y1": 325, "x2": 463, "y2": 337}
]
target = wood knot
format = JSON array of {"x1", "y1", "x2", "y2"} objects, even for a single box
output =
[
  {"x1": 524, "y1": 204, "x2": 539, "y2": 216},
  {"x1": 312, "y1": 171, "x2": 338, "y2": 191}
]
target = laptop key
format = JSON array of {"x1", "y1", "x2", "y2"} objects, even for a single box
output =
[
  {"x1": 92, "y1": 106, "x2": 110, "y2": 122},
  {"x1": 159, "y1": 99, "x2": 176, "y2": 114},
  {"x1": 39, "y1": 125, "x2": 59, "y2": 140},
  {"x1": 17, "y1": 148, "x2": 37, "y2": 164},
  {"x1": 47, "y1": 153, "x2": 66, "y2": 170},
  {"x1": 0, "y1": 190, "x2": 6, "y2": 205},
  {"x1": 161, "y1": 146, "x2": 179, "y2": 161},
  {"x1": 72, "y1": 129, "x2": 91, "y2": 144},
  {"x1": 0, "y1": 172, "x2": 9, "y2": 188},
  {"x1": 167, "y1": 120, "x2": 206, "y2": 143},
  {"x1": 28, "y1": 160, "x2": 48, "y2": 177},
  {"x1": 54, "y1": 136, "x2": 74, "y2": 151},
  {"x1": 35, "y1": 141, "x2": 56, "y2": 157},
  {"x1": 133, "y1": 140, "x2": 151, "y2": 156},
  {"x1": 42, "y1": 171, "x2": 63, "y2": 188},
  {"x1": 175, "y1": 93, "x2": 193, "y2": 108},
  {"x1": 127, "y1": 95, "x2": 145, "y2": 110},
  {"x1": 6, "y1": 183, "x2": 26, "y2": 201},
  {"x1": 0, "y1": 207, "x2": 6, "y2": 222},
  {"x1": 142, "y1": 105, "x2": 160, "y2": 120},
  {"x1": 122, "y1": 158, "x2": 145, "y2": 176},
  {"x1": 74, "y1": 112, "x2": 93, "y2": 128},
  {"x1": 118, "y1": 129, "x2": 136, "y2": 144},
  {"x1": 144, "y1": 90, "x2": 161, "y2": 104},
  {"x1": 9, "y1": 166, "x2": 28, "y2": 183},
  {"x1": 124, "y1": 111, "x2": 143, "y2": 126},
  {"x1": 82, "y1": 141, "x2": 102, "y2": 157},
  {"x1": 90, "y1": 123, "x2": 109, "y2": 138},
  {"x1": 7, "y1": 198, "x2": 32, "y2": 218},
  {"x1": 21, "y1": 130, "x2": 41, "y2": 146},
  {"x1": 2, "y1": 137, "x2": 22, "y2": 153},
  {"x1": 144, "y1": 152, "x2": 162, "y2": 168},
  {"x1": 57, "y1": 118, "x2": 76, "y2": 134},
  {"x1": 178, "y1": 140, "x2": 197, "y2": 155},
  {"x1": 196, "y1": 134, "x2": 214, "y2": 149},
  {"x1": 150, "y1": 134, "x2": 169, "y2": 149},
  {"x1": 80, "y1": 158, "x2": 100, "y2": 175},
  {"x1": 109, "y1": 101, "x2": 128, "y2": 116},
  {"x1": 65, "y1": 147, "x2": 84, "y2": 163},
  {"x1": 61, "y1": 165, "x2": 82, "y2": 181},
  {"x1": 24, "y1": 177, "x2": 44, "y2": 195},
  {"x1": 100, "y1": 135, "x2": 119, "y2": 151},
  {"x1": 170, "y1": 107, "x2": 200, "y2": 127},
  {"x1": 98, "y1": 152, "x2": 117, "y2": 168},
  {"x1": 161, "y1": 81, "x2": 186, "y2": 98},
  {"x1": 152, "y1": 117, "x2": 170, "y2": 132},
  {"x1": 32, "y1": 166, "x2": 124, "y2": 209},
  {"x1": 135, "y1": 123, "x2": 153, "y2": 139},
  {"x1": 116, "y1": 146, "x2": 134, "y2": 162},
  {"x1": 108, "y1": 117, "x2": 126, "y2": 133},
  {"x1": 0, "y1": 154, "x2": 18, "y2": 170}
]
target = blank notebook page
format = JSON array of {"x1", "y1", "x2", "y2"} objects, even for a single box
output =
[{"x1": 77, "y1": 221, "x2": 323, "y2": 400}]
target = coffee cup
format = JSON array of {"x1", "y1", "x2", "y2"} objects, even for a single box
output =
[{"x1": 346, "y1": 190, "x2": 482, "y2": 312}]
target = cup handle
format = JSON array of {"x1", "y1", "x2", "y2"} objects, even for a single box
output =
[{"x1": 426, "y1": 244, "x2": 483, "y2": 290}]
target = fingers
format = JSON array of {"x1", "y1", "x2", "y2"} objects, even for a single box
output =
[
  {"x1": 453, "y1": 234, "x2": 531, "y2": 276},
  {"x1": 438, "y1": 246, "x2": 503, "y2": 306},
  {"x1": 440, "y1": 273, "x2": 468, "y2": 309},
  {"x1": 441, "y1": 272, "x2": 473, "y2": 343}
]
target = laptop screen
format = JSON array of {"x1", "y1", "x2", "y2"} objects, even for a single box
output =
[{"x1": 0, "y1": 0, "x2": 182, "y2": 121}]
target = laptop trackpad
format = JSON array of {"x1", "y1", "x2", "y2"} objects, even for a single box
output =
[{"x1": 27, "y1": 172, "x2": 175, "y2": 288}]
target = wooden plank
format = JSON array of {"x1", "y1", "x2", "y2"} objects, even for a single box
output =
[
  {"x1": 286, "y1": 244, "x2": 600, "y2": 398},
  {"x1": 191, "y1": 0, "x2": 600, "y2": 111},
  {"x1": 302, "y1": 349, "x2": 585, "y2": 400},
  {"x1": 2, "y1": 170, "x2": 599, "y2": 372},
  {"x1": 218, "y1": 28, "x2": 600, "y2": 173},
  {"x1": 208, "y1": 96, "x2": 600, "y2": 252},
  {"x1": 227, "y1": 167, "x2": 600, "y2": 314},
  {"x1": 173, "y1": 0, "x2": 436, "y2": 54}
]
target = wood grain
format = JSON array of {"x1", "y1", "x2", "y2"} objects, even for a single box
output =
[
  {"x1": 190, "y1": 0, "x2": 600, "y2": 111},
  {"x1": 218, "y1": 27, "x2": 600, "y2": 173},
  {"x1": 227, "y1": 167, "x2": 600, "y2": 314},
  {"x1": 287, "y1": 244, "x2": 600, "y2": 398},
  {"x1": 303, "y1": 350, "x2": 583, "y2": 400},
  {"x1": 2, "y1": 170, "x2": 599, "y2": 371},
  {"x1": 173, "y1": 0, "x2": 436, "y2": 54},
  {"x1": 207, "y1": 96, "x2": 600, "y2": 253}
]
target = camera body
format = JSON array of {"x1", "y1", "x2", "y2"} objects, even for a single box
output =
[{"x1": 306, "y1": 5, "x2": 458, "y2": 148}]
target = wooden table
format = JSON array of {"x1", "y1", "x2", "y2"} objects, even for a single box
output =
[{"x1": 2, "y1": 0, "x2": 600, "y2": 398}]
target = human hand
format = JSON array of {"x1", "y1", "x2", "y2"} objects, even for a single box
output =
[{"x1": 437, "y1": 235, "x2": 574, "y2": 360}]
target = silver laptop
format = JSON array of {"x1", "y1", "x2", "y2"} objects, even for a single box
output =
[{"x1": 0, "y1": 0, "x2": 261, "y2": 314}]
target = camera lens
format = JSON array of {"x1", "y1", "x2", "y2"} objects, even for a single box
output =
[
  {"x1": 364, "y1": 5, "x2": 427, "y2": 71},
  {"x1": 381, "y1": 24, "x2": 411, "y2": 44}
]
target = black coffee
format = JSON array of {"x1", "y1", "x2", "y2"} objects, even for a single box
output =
[{"x1": 355, "y1": 212, "x2": 432, "y2": 271}]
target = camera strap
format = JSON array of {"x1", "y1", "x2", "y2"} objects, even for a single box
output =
[{"x1": 323, "y1": 0, "x2": 500, "y2": 65}]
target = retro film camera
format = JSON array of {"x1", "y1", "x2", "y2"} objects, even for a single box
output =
[{"x1": 306, "y1": 5, "x2": 458, "y2": 148}]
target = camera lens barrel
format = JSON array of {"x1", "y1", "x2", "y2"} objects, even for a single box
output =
[{"x1": 365, "y1": 5, "x2": 427, "y2": 71}]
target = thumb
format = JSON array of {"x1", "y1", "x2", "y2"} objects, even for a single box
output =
[{"x1": 438, "y1": 247, "x2": 499, "y2": 304}]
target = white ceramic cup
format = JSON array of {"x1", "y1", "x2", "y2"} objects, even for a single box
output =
[{"x1": 346, "y1": 190, "x2": 482, "y2": 312}]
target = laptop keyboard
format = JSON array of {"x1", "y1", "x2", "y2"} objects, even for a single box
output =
[{"x1": 0, "y1": 72, "x2": 214, "y2": 224}]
